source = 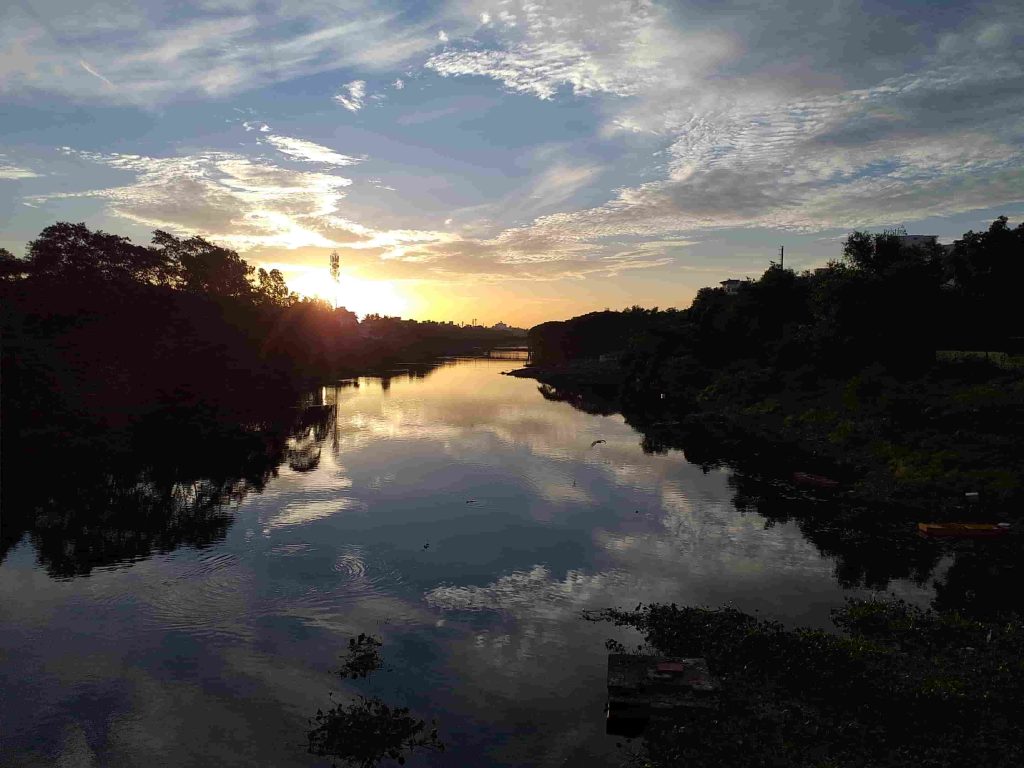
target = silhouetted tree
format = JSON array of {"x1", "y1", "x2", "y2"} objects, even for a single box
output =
[
  {"x1": 0, "y1": 247, "x2": 28, "y2": 281},
  {"x1": 26, "y1": 222, "x2": 170, "y2": 284},
  {"x1": 257, "y1": 267, "x2": 294, "y2": 307},
  {"x1": 152, "y1": 230, "x2": 253, "y2": 298}
]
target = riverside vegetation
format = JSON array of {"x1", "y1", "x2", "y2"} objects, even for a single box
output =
[
  {"x1": 0, "y1": 222, "x2": 522, "y2": 568},
  {"x1": 518, "y1": 217, "x2": 1024, "y2": 518},
  {"x1": 520, "y1": 218, "x2": 1024, "y2": 767}
]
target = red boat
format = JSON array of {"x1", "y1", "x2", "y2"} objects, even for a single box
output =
[
  {"x1": 792, "y1": 471, "x2": 840, "y2": 489},
  {"x1": 917, "y1": 523, "x2": 1011, "y2": 539}
]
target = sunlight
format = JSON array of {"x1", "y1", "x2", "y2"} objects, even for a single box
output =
[{"x1": 288, "y1": 269, "x2": 410, "y2": 318}]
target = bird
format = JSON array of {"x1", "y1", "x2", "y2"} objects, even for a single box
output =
[
  {"x1": 589, "y1": 439, "x2": 606, "y2": 448},
  {"x1": 423, "y1": 543, "x2": 430, "y2": 550}
]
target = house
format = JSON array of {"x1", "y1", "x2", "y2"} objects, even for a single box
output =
[{"x1": 720, "y1": 279, "x2": 747, "y2": 295}]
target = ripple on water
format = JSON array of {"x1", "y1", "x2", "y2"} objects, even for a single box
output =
[
  {"x1": 130, "y1": 550, "x2": 254, "y2": 642},
  {"x1": 267, "y1": 542, "x2": 312, "y2": 557},
  {"x1": 274, "y1": 545, "x2": 412, "y2": 626}
]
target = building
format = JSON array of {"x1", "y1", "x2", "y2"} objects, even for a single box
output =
[
  {"x1": 896, "y1": 235, "x2": 938, "y2": 249},
  {"x1": 720, "y1": 279, "x2": 748, "y2": 295}
]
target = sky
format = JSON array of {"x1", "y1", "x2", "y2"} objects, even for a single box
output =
[{"x1": 1, "y1": 0, "x2": 1022, "y2": 326}]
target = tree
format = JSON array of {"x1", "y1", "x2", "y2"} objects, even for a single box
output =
[
  {"x1": 0, "y1": 247, "x2": 28, "y2": 281},
  {"x1": 942, "y1": 216, "x2": 1024, "y2": 342},
  {"x1": 257, "y1": 267, "x2": 293, "y2": 307},
  {"x1": 842, "y1": 231, "x2": 906, "y2": 275},
  {"x1": 26, "y1": 222, "x2": 170, "y2": 284},
  {"x1": 152, "y1": 230, "x2": 253, "y2": 299}
]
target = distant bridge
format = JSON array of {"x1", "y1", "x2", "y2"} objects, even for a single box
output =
[{"x1": 486, "y1": 345, "x2": 531, "y2": 360}]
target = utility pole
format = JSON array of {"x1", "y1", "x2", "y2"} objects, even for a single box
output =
[
  {"x1": 329, "y1": 250, "x2": 340, "y2": 309},
  {"x1": 779, "y1": 245, "x2": 784, "y2": 270}
]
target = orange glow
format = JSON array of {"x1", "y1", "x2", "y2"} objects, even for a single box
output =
[{"x1": 287, "y1": 269, "x2": 410, "y2": 318}]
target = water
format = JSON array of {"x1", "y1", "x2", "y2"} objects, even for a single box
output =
[{"x1": 0, "y1": 358, "x2": 941, "y2": 767}]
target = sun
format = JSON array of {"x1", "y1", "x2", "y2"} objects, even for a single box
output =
[{"x1": 287, "y1": 269, "x2": 410, "y2": 319}]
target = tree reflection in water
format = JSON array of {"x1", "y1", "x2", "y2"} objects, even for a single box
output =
[
  {"x1": 307, "y1": 695, "x2": 444, "y2": 768},
  {"x1": 1, "y1": 398, "x2": 337, "y2": 578},
  {"x1": 307, "y1": 633, "x2": 444, "y2": 768},
  {"x1": 542, "y1": 382, "x2": 1024, "y2": 619}
]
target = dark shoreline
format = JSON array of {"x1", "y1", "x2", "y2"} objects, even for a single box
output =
[{"x1": 506, "y1": 359, "x2": 1023, "y2": 523}]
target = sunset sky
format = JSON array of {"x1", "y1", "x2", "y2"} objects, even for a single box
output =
[{"x1": 1, "y1": 0, "x2": 1022, "y2": 326}]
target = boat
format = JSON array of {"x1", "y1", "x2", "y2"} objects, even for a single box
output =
[
  {"x1": 792, "y1": 471, "x2": 840, "y2": 489},
  {"x1": 917, "y1": 522, "x2": 1011, "y2": 539}
]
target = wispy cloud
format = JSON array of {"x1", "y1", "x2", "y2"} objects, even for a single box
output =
[
  {"x1": 0, "y1": 155, "x2": 41, "y2": 180},
  {"x1": 35, "y1": 148, "x2": 355, "y2": 249},
  {"x1": 263, "y1": 135, "x2": 363, "y2": 166},
  {"x1": 424, "y1": 0, "x2": 1024, "y2": 238},
  {"x1": 78, "y1": 59, "x2": 115, "y2": 88},
  {"x1": 0, "y1": 1, "x2": 440, "y2": 104},
  {"x1": 29, "y1": 146, "x2": 456, "y2": 267},
  {"x1": 334, "y1": 80, "x2": 366, "y2": 112}
]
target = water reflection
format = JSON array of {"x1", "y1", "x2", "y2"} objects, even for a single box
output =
[
  {"x1": 0, "y1": 359, "x2": 961, "y2": 768},
  {"x1": 545, "y1": 381, "x2": 1024, "y2": 619},
  {"x1": 1, "y1": 399, "x2": 334, "y2": 578}
]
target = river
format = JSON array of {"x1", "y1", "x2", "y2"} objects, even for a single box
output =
[{"x1": 0, "y1": 357, "x2": 942, "y2": 767}]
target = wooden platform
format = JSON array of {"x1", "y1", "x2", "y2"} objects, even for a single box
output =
[{"x1": 606, "y1": 655, "x2": 719, "y2": 736}]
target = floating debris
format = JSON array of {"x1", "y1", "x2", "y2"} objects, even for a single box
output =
[
  {"x1": 590, "y1": 439, "x2": 607, "y2": 448},
  {"x1": 917, "y1": 522, "x2": 1010, "y2": 539},
  {"x1": 792, "y1": 471, "x2": 839, "y2": 489}
]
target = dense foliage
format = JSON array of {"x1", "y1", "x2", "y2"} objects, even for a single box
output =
[
  {"x1": 522, "y1": 218, "x2": 1024, "y2": 511},
  {"x1": 1, "y1": 222, "x2": 522, "y2": 433},
  {"x1": 595, "y1": 599, "x2": 1024, "y2": 768},
  {"x1": 530, "y1": 217, "x2": 1023, "y2": 376}
]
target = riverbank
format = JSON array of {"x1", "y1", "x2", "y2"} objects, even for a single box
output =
[
  {"x1": 508, "y1": 358, "x2": 1024, "y2": 521},
  {"x1": 592, "y1": 598, "x2": 1024, "y2": 768}
]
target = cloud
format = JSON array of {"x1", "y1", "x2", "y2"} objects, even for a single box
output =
[
  {"x1": 0, "y1": 155, "x2": 41, "y2": 180},
  {"x1": 423, "y1": 0, "x2": 1024, "y2": 237},
  {"x1": 334, "y1": 80, "x2": 366, "y2": 112},
  {"x1": 28, "y1": 142, "x2": 662, "y2": 282},
  {"x1": 263, "y1": 135, "x2": 363, "y2": 166},
  {"x1": 78, "y1": 59, "x2": 115, "y2": 88},
  {"x1": 28, "y1": 146, "x2": 462, "y2": 269},
  {"x1": 35, "y1": 148, "x2": 355, "y2": 249},
  {"x1": 426, "y1": 1, "x2": 734, "y2": 100},
  {"x1": 0, "y1": 1, "x2": 440, "y2": 104},
  {"x1": 527, "y1": 162, "x2": 601, "y2": 207}
]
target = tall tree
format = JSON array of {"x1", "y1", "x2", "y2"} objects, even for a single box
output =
[
  {"x1": 152, "y1": 230, "x2": 253, "y2": 299},
  {"x1": 257, "y1": 267, "x2": 293, "y2": 307},
  {"x1": 26, "y1": 222, "x2": 169, "y2": 284}
]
